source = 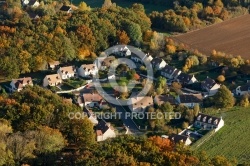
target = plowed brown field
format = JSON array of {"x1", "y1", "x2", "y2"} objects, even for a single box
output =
[{"x1": 172, "y1": 14, "x2": 250, "y2": 58}]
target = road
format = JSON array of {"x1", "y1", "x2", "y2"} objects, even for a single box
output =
[{"x1": 81, "y1": 82, "x2": 140, "y2": 133}]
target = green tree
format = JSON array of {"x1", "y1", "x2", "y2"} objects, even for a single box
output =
[
  {"x1": 126, "y1": 23, "x2": 142, "y2": 44},
  {"x1": 213, "y1": 85, "x2": 235, "y2": 108},
  {"x1": 70, "y1": 118, "x2": 95, "y2": 148},
  {"x1": 33, "y1": 126, "x2": 66, "y2": 154}
]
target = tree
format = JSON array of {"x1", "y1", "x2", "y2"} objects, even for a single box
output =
[
  {"x1": 70, "y1": 118, "x2": 95, "y2": 148},
  {"x1": 182, "y1": 122, "x2": 189, "y2": 129},
  {"x1": 156, "y1": 76, "x2": 167, "y2": 89},
  {"x1": 33, "y1": 126, "x2": 65, "y2": 154},
  {"x1": 6, "y1": 132, "x2": 36, "y2": 163},
  {"x1": 102, "y1": 0, "x2": 113, "y2": 8},
  {"x1": 217, "y1": 75, "x2": 225, "y2": 82},
  {"x1": 126, "y1": 23, "x2": 142, "y2": 44},
  {"x1": 0, "y1": 142, "x2": 14, "y2": 166},
  {"x1": 240, "y1": 94, "x2": 249, "y2": 107},
  {"x1": 117, "y1": 30, "x2": 130, "y2": 45},
  {"x1": 78, "y1": 2, "x2": 90, "y2": 11},
  {"x1": 166, "y1": 44, "x2": 176, "y2": 54},
  {"x1": 193, "y1": 104, "x2": 200, "y2": 116},
  {"x1": 213, "y1": 85, "x2": 235, "y2": 108}
]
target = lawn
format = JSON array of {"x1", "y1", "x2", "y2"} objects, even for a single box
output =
[
  {"x1": 197, "y1": 107, "x2": 250, "y2": 163},
  {"x1": 73, "y1": 0, "x2": 169, "y2": 13},
  {"x1": 64, "y1": 78, "x2": 86, "y2": 89}
]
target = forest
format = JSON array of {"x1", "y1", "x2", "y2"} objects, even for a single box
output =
[{"x1": 0, "y1": 0, "x2": 248, "y2": 79}]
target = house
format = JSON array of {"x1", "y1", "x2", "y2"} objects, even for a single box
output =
[
  {"x1": 151, "y1": 58, "x2": 167, "y2": 70},
  {"x1": 144, "y1": 53, "x2": 153, "y2": 62},
  {"x1": 171, "y1": 69, "x2": 182, "y2": 80},
  {"x1": 176, "y1": 73, "x2": 197, "y2": 85},
  {"x1": 28, "y1": 12, "x2": 40, "y2": 19},
  {"x1": 78, "y1": 64, "x2": 98, "y2": 77},
  {"x1": 57, "y1": 66, "x2": 75, "y2": 80},
  {"x1": 82, "y1": 93, "x2": 108, "y2": 109},
  {"x1": 201, "y1": 77, "x2": 220, "y2": 96},
  {"x1": 161, "y1": 65, "x2": 176, "y2": 79},
  {"x1": 43, "y1": 74, "x2": 62, "y2": 87},
  {"x1": 128, "y1": 96, "x2": 153, "y2": 112},
  {"x1": 95, "y1": 119, "x2": 116, "y2": 142},
  {"x1": 22, "y1": 0, "x2": 39, "y2": 7},
  {"x1": 116, "y1": 46, "x2": 131, "y2": 57},
  {"x1": 154, "y1": 94, "x2": 177, "y2": 106},
  {"x1": 83, "y1": 108, "x2": 98, "y2": 125},
  {"x1": 60, "y1": 5, "x2": 72, "y2": 13},
  {"x1": 235, "y1": 83, "x2": 250, "y2": 96},
  {"x1": 10, "y1": 77, "x2": 33, "y2": 92},
  {"x1": 176, "y1": 94, "x2": 203, "y2": 108},
  {"x1": 48, "y1": 61, "x2": 60, "y2": 70},
  {"x1": 194, "y1": 113, "x2": 224, "y2": 132},
  {"x1": 168, "y1": 134, "x2": 192, "y2": 146},
  {"x1": 76, "y1": 96, "x2": 84, "y2": 107},
  {"x1": 131, "y1": 54, "x2": 144, "y2": 63},
  {"x1": 96, "y1": 56, "x2": 116, "y2": 70}
]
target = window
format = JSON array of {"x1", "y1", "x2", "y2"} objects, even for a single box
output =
[
  {"x1": 197, "y1": 115, "x2": 201, "y2": 121},
  {"x1": 203, "y1": 116, "x2": 207, "y2": 122},
  {"x1": 208, "y1": 118, "x2": 212, "y2": 123}
]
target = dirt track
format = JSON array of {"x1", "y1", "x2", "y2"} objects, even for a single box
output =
[{"x1": 172, "y1": 14, "x2": 250, "y2": 59}]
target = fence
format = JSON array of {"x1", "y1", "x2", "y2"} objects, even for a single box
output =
[
  {"x1": 56, "y1": 85, "x2": 87, "y2": 94},
  {"x1": 191, "y1": 129, "x2": 215, "y2": 150}
]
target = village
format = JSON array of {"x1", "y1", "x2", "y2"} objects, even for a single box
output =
[{"x1": 5, "y1": 44, "x2": 247, "y2": 147}]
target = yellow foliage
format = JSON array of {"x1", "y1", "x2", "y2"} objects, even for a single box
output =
[{"x1": 78, "y1": 47, "x2": 91, "y2": 60}]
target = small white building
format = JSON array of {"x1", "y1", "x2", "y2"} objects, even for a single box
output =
[
  {"x1": 43, "y1": 74, "x2": 62, "y2": 87},
  {"x1": 144, "y1": 54, "x2": 153, "y2": 62},
  {"x1": 128, "y1": 96, "x2": 153, "y2": 112},
  {"x1": 176, "y1": 73, "x2": 197, "y2": 85},
  {"x1": 116, "y1": 46, "x2": 131, "y2": 57},
  {"x1": 96, "y1": 119, "x2": 116, "y2": 142},
  {"x1": 201, "y1": 77, "x2": 220, "y2": 96},
  {"x1": 57, "y1": 66, "x2": 75, "y2": 80},
  {"x1": 10, "y1": 77, "x2": 33, "y2": 92},
  {"x1": 78, "y1": 64, "x2": 98, "y2": 77},
  {"x1": 151, "y1": 58, "x2": 167, "y2": 70},
  {"x1": 194, "y1": 113, "x2": 224, "y2": 132},
  {"x1": 168, "y1": 134, "x2": 192, "y2": 146},
  {"x1": 22, "y1": 0, "x2": 40, "y2": 7}
]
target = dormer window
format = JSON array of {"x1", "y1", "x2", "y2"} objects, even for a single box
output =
[
  {"x1": 203, "y1": 116, "x2": 207, "y2": 122},
  {"x1": 208, "y1": 118, "x2": 212, "y2": 123},
  {"x1": 197, "y1": 115, "x2": 201, "y2": 121},
  {"x1": 214, "y1": 119, "x2": 218, "y2": 125}
]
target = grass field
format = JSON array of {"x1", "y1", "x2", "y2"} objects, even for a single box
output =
[
  {"x1": 73, "y1": 0, "x2": 168, "y2": 13},
  {"x1": 172, "y1": 14, "x2": 250, "y2": 59},
  {"x1": 197, "y1": 107, "x2": 250, "y2": 163}
]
